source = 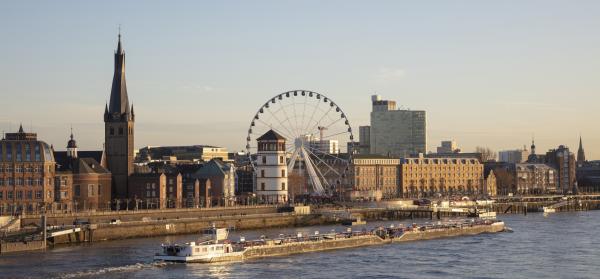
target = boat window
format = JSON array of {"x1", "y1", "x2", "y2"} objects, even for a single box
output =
[
  {"x1": 195, "y1": 248, "x2": 200, "y2": 253},
  {"x1": 202, "y1": 247, "x2": 208, "y2": 252}
]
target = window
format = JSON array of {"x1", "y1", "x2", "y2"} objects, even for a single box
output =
[
  {"x1": 25, "y1": 144, "x2": 31, "y2": 161},
  {"x1": 0, "y1": 191, "x2": 3, "y2": 199},
  {"x1": 16, "y1": 166, "x2": 22, "y2": 173},
  {"x1": 281, "y1": 170, "x2": 285, "y2": 177},
  {"x1": 74, "y1": 185, "x2": 80, "y2": 197},
  {"x1": 6, "y1": 144, "x2": 12, "y2": 161},
  {"x1": 8, "y1": 191, "x2": 13, "y2": 199},
  {"x1": 261, "y1": 183, "x2": 265, "y2": 191},
  {"x1": 34, "y1": 144, "x2": 40, "y2": 161},
  {"x1": 36, "y1": 191, "x2": 42, "y2": 199},
  {"x1": 98, "y1": 184, "x2": 102, "y2": 196},
  {"x1": 27, "y1": 191, "x2": 32, "y2": 199},
  {"x1": 16, "y1": 144, "x2": 22, "y2": 161},
  {"x1": 16, "y1": 178, "x2": 23, "y2": 186},
  {"x1": 88, "y1": 185, "x2": 94, "y2": 197},
  {"x1": 261, "y1": 170, "x2": 265, "y2": 177},
  {"x1": 47, "y1": 191, "x2": 52, "y2": 198},
  {"x1": 262, "y1": 156, "x2": 267, "y2": 164},
  {"x1": 146, "y1": 191, "x2": 151, "y2": 197},
  {"x1": 7, "y1": 178, "x2": 13, "y2": 186},
  {"x1": 118, "y1": 127, "x2": 123, "y2": 135},
  {"x1": 279, "y1": 156, "x2": 283, "y2": 164},
  {"x1": 16, "y1": 191, "x2": 22, "y2": 199},
  {"x1": 110, "y1": 127, "x2": 115, "y2": 135},
  {"x1": 0, "y1": 179, "x2": 3, "y2": 186},
  {"x1": 281, "y1": 182, "x2": 286, "y2": 191}
]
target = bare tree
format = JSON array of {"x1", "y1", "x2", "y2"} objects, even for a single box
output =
[
  {"x1": 494, "y1": 168, "x2": 515, "y2": 195},
  {"x1": 475, "y1": 146, "x2": 497, "y2": 162}
]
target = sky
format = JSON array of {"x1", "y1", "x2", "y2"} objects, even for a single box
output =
[{"x1": 0, "y1": 1, "x2": 598, "y2": 158}]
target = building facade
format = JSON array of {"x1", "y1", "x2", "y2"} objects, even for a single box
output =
[
  {"x1": 104, "y1": 33, "x2": 135, "y2": 199},
  {"x1": 136, "y1": 145, "x2": 229, "y2": 163},
  {"x1": 0, "y1": 126, "x2": 56, "y2": 214},
  {"x1": 400, "y1": 155, "x2": 486, "y2": 198},
  {"x1": 436, "y1": 140, "x2": 459, "y2": 154},
  {"x1": 514, "y1": 163, "x2": 558, "y2": 194},
  {"x1": 369, "y1": 95, "x2": 426, "y2": 157},
  {"x1": 254, "y1": 130, "x2": 288, "y2": 203},
  {"x1": 545, "y1": 145, "x2": 577, "y2": 194},
  {"x1": 499, "y1": 148, "x2": 530, "y2": 164},
  {"x1": 347, "y1": 155, "x2": 401, "y2": 200}
]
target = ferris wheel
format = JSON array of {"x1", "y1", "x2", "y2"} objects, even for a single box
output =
[{"x1": 246, "y1": 90, "x2": 355, "y2": 196}]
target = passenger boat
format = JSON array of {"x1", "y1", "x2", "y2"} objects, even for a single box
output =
[{"x1": 154, "y1": 227, "x2": 244, "y2": 263}]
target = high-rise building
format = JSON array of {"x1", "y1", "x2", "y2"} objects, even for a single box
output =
[
  {"x1": 545, "y1": 146, "x2": 577, "y2": 194},
  {"x1": 358, "y1": 126, "x2": 371, "y2": 154},
  {"x1": 369, "y1": 95, "x2": 426, "y2": 157},
  {"x1": 254, "y1": 130, "x2": 288, "y2": 203},
  {"x1": 436, "y1": 140, "x2": 459, "y2": 154},
  {"x1": 499, "y1": 148, "x2": 530, "y2": 164},
  {"x1": 104, "y1": 33, "x2": 135, "y2": 199}
]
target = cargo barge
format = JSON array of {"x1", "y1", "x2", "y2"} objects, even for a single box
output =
[{"x1": 154, "y1": 219, "x2": 505, "y2": 263}]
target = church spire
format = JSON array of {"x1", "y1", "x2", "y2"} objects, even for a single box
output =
[
  {"x1": 107, "y1": 30, "x2": 131, "y2": 121},
  {"x1": 577, "y1": 135, "x2": 586, "y2": 164}
]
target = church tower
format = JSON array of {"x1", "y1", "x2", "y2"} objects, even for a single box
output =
[
  {"x1": 577, "y1": 136, "x2": 586, "y2": 165},
  {"x1": 104, "y1": 32, "x2": 135, "y2": 199},
  {"x1": 67, "y1": 128, "x2": 78, "y2": 158}
]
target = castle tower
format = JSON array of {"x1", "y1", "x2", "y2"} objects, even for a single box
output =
[
  {"x1": 577, "y1": 136, "x2": 586, "y2": 165},
  {"x1": 255, "y1": 130, "x2": 288, "y2": 203},
  {"x1": 66, "y1": 128, "x2": 78, "y2": 158},
  {"x1": 104, "y1": 32, "x2": 135, "y2": 199}
]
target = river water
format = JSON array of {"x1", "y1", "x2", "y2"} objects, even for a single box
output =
[{"x1": 1, "y1": 211, "x2": 599, "y2": 279}]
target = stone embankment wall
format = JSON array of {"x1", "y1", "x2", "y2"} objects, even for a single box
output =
[
  {"x1": 21, "y1": 206, "x2": 280, "y2": 227},
  {"x1": 0, "y1": 240, "x2": 45, "y2": 253},
  {"x1": 52, "y1": 213, "x2": 331, "y2": 244}
]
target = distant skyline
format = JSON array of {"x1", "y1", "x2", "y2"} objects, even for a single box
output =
[{"x1": 1, "y1": 1, "x2": 598, "y2": 158}]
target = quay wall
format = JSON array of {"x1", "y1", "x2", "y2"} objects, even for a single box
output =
[
  {"x1": 52, "y1": 213, "x2": 332, "y2": 244},
  {"x1": 0, "y1": 240, "x2": 45, "y2": 254},
  {"x1": 21, "y1": 206, "x2": 279, "y2": 227}
]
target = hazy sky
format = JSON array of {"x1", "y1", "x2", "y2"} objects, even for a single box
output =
[{"x1": 1, "y1": 1, "x2": 598, "y2": 158}]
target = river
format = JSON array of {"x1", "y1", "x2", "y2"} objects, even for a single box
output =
[{"x1": 1, "y1": 211, "x2": 599, "y2": 279}]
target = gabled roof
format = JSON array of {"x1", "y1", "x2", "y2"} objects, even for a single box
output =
[
  {"x1": 257, "y1": 129, "x2": 286, "y2": 141},
  {"x1": 193, "y1": 159, "x2": 231, "y2": 178}
]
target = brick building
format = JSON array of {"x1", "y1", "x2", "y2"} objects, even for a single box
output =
[{"x1": 0, "y1": 126, "x2": 56, "y2": 214}]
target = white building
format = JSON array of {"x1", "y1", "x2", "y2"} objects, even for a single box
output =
[
  {"x1": 309, "y1": 139, "x2": 339, "y2": 154},
  {"x1": 254, "y1": 130, "x2": 288, "y2": 203},
  {"x1": 369, "y1": 95, "x2": 426, "y2": 157},
  {"x1": 499, "y1": 148, "x2": 529, "y2": 164}
]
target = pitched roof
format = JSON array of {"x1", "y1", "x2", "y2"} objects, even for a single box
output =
[
  {"x1": 193, "y1": 159, "x2": 231, "y2": 178},
  {"x1": 54, "y1": 151, "x2": 104, "y2": 172},
  {"x1": 257, "y1": 129, "x2": 286, "y2": 141}
]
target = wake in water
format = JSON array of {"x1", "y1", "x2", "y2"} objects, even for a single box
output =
[{"x1": 57, "y1": 261, "x2": 173, "y2": 278}]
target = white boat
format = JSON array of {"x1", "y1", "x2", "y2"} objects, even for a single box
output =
[
  {"x1": 543, "y1": 207, "x2": 556, "y2": 213},
  {"x1": 154, "y1": 227, "x2": 244, "y2": 263}
]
